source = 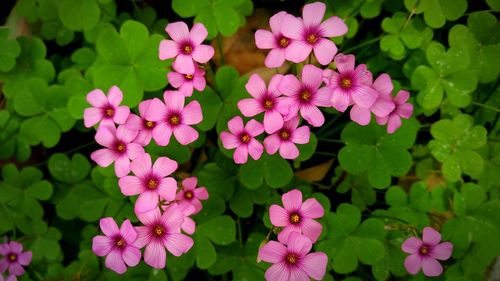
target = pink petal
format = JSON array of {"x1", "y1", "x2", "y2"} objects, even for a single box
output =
[
  {"x1": 245, "y1": 119, "x2": 265, "y2": 136},
  {"x1": 352, "y1": 85, "x2": 378, "y2": 109},
  {"x1": 320, "y1": 16, "x2": 348, "y2": 37},
  {"x1": 192, "y1": 75, "x2": 206, "y2": 91},
  {"x1": 279, "y1": 74, "x2": 302, "y2": 97},
  {"x1": 404, "y1": 254, "x2": 422, "y2": 275},
  {"x1": 119, "y1": 176, "x2": 143, "y2": 196},
  {"x1": 144, "y1": 242, "x2": 166, "y2": 269},
  {"x1": 181, "y1": 101, "x2": 202, "y2": 125},
  {"x1": 83, "y1": 107, "x2": 104, "y2": 128},
  {"x1": 269, "y1": 205, "x2": 289, "y2": 227},
  {"x1": 166, "y1": 21, "x2": 190, "y2": 42},
  {"x1": 376, "y1": 115, "x2": 388, "y2": 125},
  {"x1": 264, "y1": 134, "x2": 281, "y2": 155},
  {"x1": 159, "y1": 39, "x2": 179, "y2": 60},
  {"x1": 107, "y1": 86, "x2": 123, "y2": 106},
  {"x1": 291, "y1": 126, "x2": 310, "y2": 144},
  {"x1": 173, "y1": 54, "x2": 195, "y2": 74},
  {"x1": 91, "y1": 149, "x2": 117, "y2": 167},
  {"x1": 114, "y1": 156, "x2": 131, "y2": 177},
  {"x1": 265, "y1": 262, "x2": 290, "y2": 281},
  {"x1": 182, "y1": 177, "x2": 197, "y2": 190},
  {"x1": 268, "y1": 74, "x2": 284, "y2": 95},
  {"x1": 430, "y1": 242, "x2": 453, "y2": 260},
  {"x1": 401, "y1": 237, "x2": 422, "y2": 254},
  {"x1": 0, "y1": 258, "x2": 7, "y2": 273},
  {"x1": 125, "y1": 114, "x2": 143, "y2": 130},
  {"x1": 287, "y1": 232, "x2": 312, "y2": 256},
  {"x1": 300, "y1": 105, "x2": 325, "y2": 127},
  {"x1": 227, "y1": 116, "x2": 244, "y2": 134},
  {"x1": 421, "y1": 256, "x2": 443, "y2": 277},
  {"x1": 264, "y1": 110, "x2": 284, "y2": 134},
  {"x1": 95, "y1": 125, "x2": 116, "y2": 147},
  {"x1": 135, "y1": 192, "x2": 159, "y2": 213},
  {"x1": 116, "y1": 125, "x2": 137, "y2": 143},
  {"x1": 314, "y1": 87, "x2": 333, "y2": 107},
  {"x1": 163, "y1": 233, "x2": 194, "y2": 256},
  {"x1": 132, "y1": 226, "x2": 150, "y2": 248},
  {"x1": 86, "y1": 89, "x2": 107, "y2": 107},
  {"x1": 334, "y1": 54, "x2": 355, "y2": 73},
  {"x1": 192, "y1": 45, "x2": 214, "y2": 63},
  {"x1": 285, "y1": 40, "x2": 312, "y2": 63},
  {"x1": 350, "y1": 105, "x2": 371, "y2": 125},
  {"x1": 313, "y1": 38, "x2": 337, "y2": 65},
  {"x1": 331, "y1": 88, "x2": 351, "y2": 112},
  {"x1": 173, "y1": 124, "x2": 199, "y2": 145},
  {"x1": 248, "y1": 139, "x2": 264, "y2": 160},
  {"x1": 387, "y1": 115, "x2": 402, "y2": 134},
  {"x1": 301, "y1": 252, "x2": 328, "y2": 280},
  {"x1": 245, "y1": 74, "x2": 267, "y2": 99},
  {"x1": 122, "y1": 246, "x2": 141, "y2": 267},
  {"x1": 143, "y1": 98, "x2": 167, "y2": 122},
  {"x1": 112, "y1": 106, "x2": 130, "y2": 125},
  {"x1": 137, "y1": 207, "x2": 162, "y2": 226},
  {"x1": 92, "y1": 235, "x2": 113, "y2": 256},
  {"x1": 105, "y1": 249, "x2": 127, "y2": 274},
  {"x1": 238, "y1": 98, "x2": 264, "y2": 117},
  {"x1": 234, "y1": 145, "x2": 249, "y2": 164},
  {"x1": 269, "y1": 11, "x2": 288, "y2": 34},
  {"x1": 301, "y1": 219, "x2": 323, "y2": 243},
  {"x1": 194, "y1": 187, "x2": 208, "y2": 200},
  {"x1": 189, "y1": 23, "x2": 208, "y2": 45},
  {"x1": 397, "y1": 103, "x2": 413, "y2": 119},
  {"x1": 279, "y1": 142, "x2": 299, "y2": 159},
  {"x1": 422, "y1": 227, "x2": 442, "y2": 247},
  {"x1": 153, "y1": 157, "x2": 178, "y2": 178},
  {"x1": 265, "y1": 48, "x2": 287, "y2": 68},
  {"x1": 373, "y1": 73, "x2": 393, "y2": 96},
  {"x1": 168, "y1": 71, "x2": 185, "y2": 88},
  {"x1": 134, "y1": 133, "x2": 150, "y2": 147},
  {"x1": 220, "y1": 132, "x2": 240, "y2": 149},
  {"x1": 120, "y1": 219, "x2": 137, "y2": 244},
  {"x1": 158, "y1": 177, "x2": 177, "y2": 202},
  {"x1": 282, "y1": 189, "x2": 302, "y2": 211},
  {"x1": 301, "y1": 64, "x2": 323, "y2": 91},
  {"x1": 126, "y1": 143, "x2": 145, "y2": 160},
  {"x1": 255, "y1": 29, "x2": 276, "y2": 49},
  {"x1": 8, "y1": 263, "x2": 24, "y2": 276},
  {"x1": 152, "y1": 122, "x2": 173, "y2": 146},
  {"x1": 130, "y1": 153, "x2": 152, "y2": 178},
  {"x1": 9, "y1": 242, "x2": 22, "y2": 254},
  {"x1": 17, "y1": 251, "x2": 32, "y2": 266},
  {"x1": 301, "y1": 198, "x2": 324, "y2": 219},
  {"x1": 371, "y1": 98, "x2": 395, "y2": 117},
  {"x1": 259, "y1": 241, "x2": 287, "y2": 263},
  {"x1": 182, "y1": 216, "x2": 196, "y2": 234},
  {"x1": 302, "y1": 2, "x2": 325, "y2": 28},
  {"x1": 164, "y1": 90, "x2": 185, "y2": 112},
  {"x1": 281, "y1": 14, "x2": 305, "y2": 40},
  {"x1": 395, "y1": 90, "x2": 410, "y2": 104}
]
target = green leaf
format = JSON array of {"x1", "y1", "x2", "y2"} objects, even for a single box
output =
[
  {"x1": 198, "y1": 215, "x2": 236, "y2": 245},
  {"x1": 59, "y1": 0, "x2": 100, "y2": 31},
  {"x1": 0, "y1": 29, "x2": 21, "y2": 72},
  {"x1": 262, "y1": 154, "x2": 293, "y2": 188},
  {"x1": 238, "y1": 159, "x2": 264, "y2": 189},
  {"x1": 385, "y1": 186, "x2": 407, "y2": 207},
  {"x1": 48, "y1": 153, "x2": 91, "y2": 184},
  {"x1": 19, "y1": 115, "x2": 60, "y2": 147},
  {"x1": 229, "y1": 187, "x2": 254, "y2": 218},
  {"x1": 26, "y1": 180, "x2": 53, "y2": 201},
  {"x1": 198, "y1": 163, "x2": 236, "y2": 200},
  {"x1": 190, "y1": 86, "x2": 222, "y2": 131},
  {"x1": 195, "y1": 234, "x2": 217, "y2": 269}
]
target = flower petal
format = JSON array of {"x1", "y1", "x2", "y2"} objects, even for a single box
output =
[
  {"x1": 282, "y1": 189, "x2": 302, "y2": 211},
  {"x1": 300, "y1": 105, "x2": 325, "y2": 127},
  {"x1": 265, "y1": 262, "x2": 290, "y2": 281},
  {"x1": 107, "y1": 86, "x2": 123, "y2": 106},
  {"x1": 334, "y1": 54, "x2": 355, "y2": 73},
  {"x1": 164, "y1": 233, "x2": 194, "y2": 256},
  {"x1": 92, "y1": 235, "x2": 113, "y2": 256},
  {"x1": 395, "y1": 90, "x2": 410, "y2": 104},
  {"x1": 301, "y1": 219, "x2": 322, "y2": 243},
  {"x1": 373, "y1": 73, "x2": 393, "y2": 96},
  {"x1": 173, "y1": 124, "x2": 199, "y2": 145},
  {"x1": 122, "y1": 246, "x2": 141, "y2": 267},
  {"x1": 238, "y1": 98, "x2": 264, "y2": 117},
  {"x1": 264, "y1": 134, "x2": 281, "y2": 155},
  {"x1": 350, "y1": 105, "x2": 371, "y2": 126},
  {"x1": 281, "y1": 14, "x2": 304, "y2": 40},
  {"x1": 135, "y1": 192, "x2": 159, "y2": 214},
  {"x1": 279, "y1": 142, "x2": 299, "y2": 159},
  {"x1": 397, "y1": 103, "x2": 413, "y2": 119},
  {"x1": 301, "y1": 198, "x2": 324, "y2": 219},
  {"x1": 291, "y1": 125, "x2": 310, "y2": 144},
  {"x1": 301, "y1": 64, "x2": 323, "y2": 91},
  {"x1": 166, "y1": 21, "x2": 190, "y2": 42},
  {"x1": 95, "y1": 125, "x2": 116, "y2": 147},
  {"x1": 173, "y1": 54, "x2": 195, "y2": 74},
  {"x1": 130, "y1": 153, "x2": 152, "y2": 178},
  {"x1": 259, "y1": 241, "x2": 287, "y2": 263},
  {"x1": 287, "y1": 232, "x2": 312, "y2": 256},
  {"x1": 421, "y1": 256, "x2": 443, "y2": 277},
  {"x1": 182, "y1": 101, "x2": 202, "y2": 125},
  {"x1": 245, "y1": 119, "x2": 265, "y2": 136},
  {"x1": 220, "y1": 132, "x2": 240, "y2": 149},
  {"x1": 153, "y1": 157, "x2": 178, "y2": 178},
  {"x1": 265, "y1": 48, "x2": 286, "y2": 68},
  {"x1": 284, "y1": 40, "x2": 312, "y2": 63},
  {"x1": 100, "y1": 217, "x2": 120, "y2": 236},
  {"x1": 87, "y1": 89, "x2": 108, "y2": 107},
  {"x1": 352, "y1": 85, "x2": 378, "y2": 109},
  {"x1": 194, "y1": 187, "x2": 208, "y2": 200},
  {"x1": 227, "y1": 116, "x2": 244, "y2": 134},
  {"x1": 255, "y1": 29, "x2": 276, "y2": 49},
  {"x1": 269, "y1": 205, "x2": 289, "y2": 227},
  {"x1": 17, "y1": 251, "x2": 32, "y2": 266},
  {"x1": 83, "y1": 107, "x2": 104, "y2": 128},
  {"x1": 387, "y1": 115, "x2": 402, "y2": 134},
  {"x1": 152, "y1": 122, "x2": 173, "y2": 146},
  {"x1": 143, "y1": 98, "x2": 167, "y2": 122},
  {"x1": 119, "y1": 176, "x2": 144, "y2": 196},
  {"x1": 302, "y1": 2, "x2": 325, "y2": 28},
  {"x1": 120, "y1": 219, "x2": 137, "y2": 244},
  {"x1": 430, "y1": 242, "x2": 453, "y2": 260},
  {"x1": 189, "y1": 23, "x2": 208, "y2": 45},
  {"x1": 314, "y1": 87, "x2": 333, "y2": 107},
  {"x1": 401, "y1": 237, "x2": 422, "y2": 254},
  {"x1": 301, "y1": 252, "x2": 328, "y2": 280},
  {"x1": 192, "y1": 45, "x2": 214, "y2": 63},
  {"x1": 371, "y1": 98, "x2": 395, "y2": 117},
  {"x1": 320, "y1": 16, "x2": 348, "y2": 37},
  {"x1": 91, "y1": 148, "x2": 117, "y2": 167},
  {"x1": 158, "y1": 177, "x2": 177, "y2": 202},
  {"x1": 144, "y1": 242, "x2": 166, "y2": 269},
  {"x1": 159, "y1": 39, "x2": 179, "y2": 60},
  {"x1": 279, "y1": 74, "x2": 302, "y2": 97},
  {"x1": 234, "y1": 145, "x2": 249, "y2": 164},
  {"x1": 313, "y1": 38, "x2": 337, "y2": 65},
  {"x1": 331, "y1": 88, "x2": 351, "y2": 112},
  {"x1": 264, "y1": 110, "x2": 284, "y2": 134},
  {"x1": 404, "y1": 254, "x2": 422, "y2": 275},
  {"x1": 114, "y1": 156, "x2": 131, "y2": 177},
  {"x1": 248, "y1": 139, "x2": 264, "y2": 160},
  {"x1": 105, "y1": 250, "x2": 127, "y2": 274},
  {"x1": 245, "y1": 74, "x2": 267, "y2": 99}
]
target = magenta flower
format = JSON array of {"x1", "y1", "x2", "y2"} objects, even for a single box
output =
[
  {"x1": 134, "y1": 205, "x2": 194, "y2": 269},
  {"x1": 124, "y1": 100, "x2": 157, "y2": 146},
  {"x1": 376, "y1": 90, "x2": 413, "y2": 134},
  {"x1": 349, "y1": 73, "x2": 395, "y2": 126},
  {"x1": 0, "y1": 241, "x2": 32, "y2": 277},
  {"x1": 90, "y1": 125, "x2": 144, "y2": 177},
  {"x1": 402, "y1": 227, "x2": 453, "y2": 277},
  {"x1": 255, "y1": 11, "x2": 293, "y2": 68},
  {"x1": 0, "y1": 274, "x2": 16, "y2": 281},
  {"x1": 323, "y1": 54, "x2": 379, "y2": 112},
  {"x1": 119, "y1": 153, "x2": 178, "y2": 214},
  {"x1": 176, "y1": 177, "x2": 209, "y2": 215},
  {"x1": 84, "y1": 86, "x2": 130, "y2": 128},
  {"x1": 238, "y1": 74, "x2": 288, "y2": 134},
  {"x1": 92, "y1": 218, "x2": 141, "y2": 274},
  {"x1": 220, "y1": 116, "x2": 265, "y2": 164},
  {"x1": 258, "y1": 232, "x2": 328, "y2": 281},
  {"x1": 279, "y1": 64, "x2": 332, "y2": 127},
  {"x1": 144, "y1": 91, "x2": 202, "y2": 146},
  {"x1": 167, "y1": 64, "x2": 206, "y2": 97},
  {"x1": 281, "y1": 2, "x2": 347, "y2": 65},
  {"x1": 264, "y1": 116, "x2": 310, "y2": 160},
  {"x1": 270, "y1": 189, "x2": 324, "y2": 243},
  {"x1": 159, "y1": 22, "x2": 214, "y2": 74}
]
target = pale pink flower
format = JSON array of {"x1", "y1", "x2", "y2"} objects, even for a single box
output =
[
  {"x1": 175, "y1": 177, "x2": 209, "y2": 215},
  {"x1": 84, "y1": 86, "x2": 130, "y2": 128},
  {"x1": 264, "y1": 117, "x2": 310, "y2": 159},
  {"x1": 118, "y1": 153, "x2": 178, "y2": 214},
  {"x1": 270, "y1": 189, "x2": 324, "y2": 243},
  {"x1": 0, "y1": 274, "x2": 16, "y2": 281},
  {"x1": 238, "y1": 74, "x2": 288, "y2": 134},
  {"x1": 178, "y1": 204, "x2": 197, "y2": 235},
  {"x1": 159, "y1": 22, "x2": 214, "y2": 74},
  {"x1": 402, "y1": 227, "x2": 453, "y2": 277},
  {"x1": 144, "y1": 91, "x2": 202, "y2": 146},
  {"x1": 255, "y1": 11, "x2": 294, "y2": 68},
  {"x1": 124, "y1": 100, "x2": 157, "y2": 146},
  {"x1": 220, "y1": 116, "x2": 265, "y2": 164},
  {"x1": 279, "y1": 64, "x2": 332, "y2": 127},
  {"x1": 92, "y1": 218, "x2": 141, "y2": 274},
  {"x1": 376, "y1": 90, "x2": 413, "y2": 134},
  {"x1": 323, "y1": 53, "x2": 379, "y2": 112},
  {"x1": 167, "y1": 64, "x2": 206, "y2": 97},
  {"x1": 281, "y1": 2, "x2": 347, "y2": 65},
  {"x1": 0, "y1": 241, "x2": 32, "y2": 277},
  {"x1": 259, "y1": 232, "x2": 328, "y2": 281},
  {"x1": 90, "y1": 125, "x2": 144, "y2": 177},
  {"x1": 134, "y1": 205, "x2": 194, "y2": 269},
  {"x1": 349, "y1": 73, "x2": 395, "y2": 125}
]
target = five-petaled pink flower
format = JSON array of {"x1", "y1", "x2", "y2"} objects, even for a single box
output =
[
  {"x1": 159, "y1": 22, "x2": 214, "y2": 74},
  {"x1": 279, "y1": 64, "x2": 332, "y2": 127},
  {"x1": 124, "y1": 100, "x2": 157, "y2": 146},
  {"x1": 0, "y1": 241, "x2": 32, "y2": 277},
  {"x1": 323, "y1": 53, "x2": 379, "y2": 112},
  {"x1": 255, "y1": 11, "x2": 293, "y2": 68},
  {"x1": 176, "y1": 177, "x2": 209, "y2": 215},
  {"x1": 349, "y1": 73, "x2": 395, "y2": 126},
  {"x1": 238, "y1": 74, "x2": 288, "y2": 134},
  {"x1": 220, "y1": 116, "x2": 265, "y2": 164},
  {"x1": 168, "y1": 64, "x2": 206, "y2": 97},
  {"x1": 84, "y1": 86, "x2": 130, "y2": 128},
  {"x1": 145, "y1": 91, "x2": 202, "y2": 146},
  {"x1": 119, "y1": 153, "x2": 178, "y2": 214},
  {"x1": 270, "y1": 189, "x2": 324, "y2": 243},
  {"x1": 90, "y1": 124, "x2": 144, "y2": 177},
  {"x1": 281, "y1": 2, "x2": 347, "y2": 65},
  {"x1": 376, "y1": 90, "x2": 413, "y2": 134},
  {"x1": 264, "y1": 116, "x2": 310, "y2": 159},
  {"x1": 401, "y1": 227, "x2": 453, "y2": 277},
  {"x1": 92, "y1": 218, "x2": 141, "y2": 274},
  {"x1": 134, "y1": 205, "x2": 194, "y2": 269},
  {"x1": 258, "y1": 232, "x2": 328, "y2": 281}
]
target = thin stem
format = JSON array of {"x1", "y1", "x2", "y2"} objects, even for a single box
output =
[
  {"x1": 472, "y1": 101, "x2": 500, "y2": 113},
  {"x1": 216, "y1": 34, "x2": 225, "y2": 66},
  {"x1": 314, "y1": 151, "x2": 337, "y2": 157},
  {"x1": 318, "y1": 138, "x2": 344, "y2": 144},
  {"x1": 342, "y1": 36, "x2": 383, "y2": 54},
  {"x1": 308, "y1": 53, "x2": 312, "y2": 64},
  {"x1": 316, "y1": 114, "x2": 342, "y2": 136},
  {"x1": 370, "y1": 214, "x2": 412, "y2": 225},
  {"x1": 237, "y1": 217, "x2": 243, "y2": 245}
]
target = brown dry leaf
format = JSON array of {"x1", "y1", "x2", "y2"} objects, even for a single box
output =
[
  {"x1": 295, "y1": 159, "x2": 334, "y2": 182},
  {"x1": 425, "y1": 172, "x2": 447, "y2": 191}
]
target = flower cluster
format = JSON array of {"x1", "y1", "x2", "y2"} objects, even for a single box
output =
[
  {"x1": 220, "y1": 1, "x2": 413, "y2": 164},
  {"x1": 0, "y1": 240, "x2": 32, "y2": 281},
  {"x1": 258, "y1": 189, "x2": 327, "y2": 281},
  {"x1": 86, "y1": 21, "x2": 212, "y2": 274}
]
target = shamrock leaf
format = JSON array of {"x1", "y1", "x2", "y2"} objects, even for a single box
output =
[
  {"x1": 0, "y1": 111, "x2": 31, "y2": 161},
  {"x1": 57, "y1": 0, "x2": 101, "y2": 31},
  {"x1": 0, "y1": 29, "x2": 21, "y2": 72},
  {"x1": 404, "y1": 0, "x2": 467, "y2": 28},
  {"x1": 48, "y1": 153, "x2": 91, "y2": 184}
]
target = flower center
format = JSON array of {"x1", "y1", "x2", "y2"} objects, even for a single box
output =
[
  {"x1": 147, "y1": 179, "x2": 158, "y2": 189},
  {"x1": 8, "y1": 254, "x2": 17, "y2": 262},
  {"x1": 183, "y1": 45, "x2": 192, "y2": 54},
  {"x1": 279, "y1": 129, "x2": 290, "y2": 140},
  {"x1": 105, "y1": 108, "x2": 114, "y2": 117},
  {"x1": 419, "y1": 245, "x2": 429, "y2": 255},
  {"x1": 154, "y1": 225, "x2": 165, "y2": 237},
  {"x1": 240, "y1": 133, "x2": 251, "y2": 143},
  {"x1": 300, "y1": 90, "x2": 312, "y2": 102},
  {"x1": 341, "y1": 78, "x2": 351, "y2": 89},
  {"x1": 184, "y1": 190, "x2": 193, "y2": 199},
  {"x1": 306, "y1": 34, "x2": 317, "y2": 44},
  {"x1": 169, "y1": 114, "x2": 180, "y2": 126},
  {"x1": 185, "y1": 74, "x2": 193, "y2": 80},
  {"x1": 145, "y1": 120, "x2": 155, "y2": 129},
  {"x1": 116, "y1": 142, "x2": 126, "y2": 152},
  {"x1": 285, "y1": 253, "x2": 298, "y2": 265},
  {"x1": 289, "y1": 213, "x2": 300, "y2": 224},
  {"x1": 279, "y1": 37, "x2": 289, "y2": 47},
  {"x1": 115, "y1": 238, "x2": 126, "y2": 248},
  {"x1": 263, "y1": 98, "x2": 273, "y2": 110}
]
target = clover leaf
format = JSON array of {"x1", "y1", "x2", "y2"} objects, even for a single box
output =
[
  {"x1": 0, "y1": 28, "x2": 21, "y2": 72},
  {"x1": 404, "y1": 0, "x2": 467, "y2": 28},
  {"x1": 0, "y1": 111, "x2": 31, "y2": 161}
]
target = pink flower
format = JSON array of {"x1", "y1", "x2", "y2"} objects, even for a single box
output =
[
  {"x1": 279, "y1": 64, "x2": 332, "y2": 127},
  {"x1": 159, "y1": 22, "x2": 214, "y2": 74},
  {"x1": 0, "y1": 274, "x2": 16, "y2": 281},
  {"x1": 238, "y1": 74, "x2": 288, "y2": 134},
  {"x1": 92, "y1": 218, "x2": 141, "y2": 274},
  {"x1": 0, "y1": 241, "x2": 32, "y2": 277},
  {"x1": 269, "y1": 189, "x2": 324, "y2": 243},
  {"x1": 264, "y1": 116, "x2": 310, "y2": 159},
  {"x1": 84, "y1": 86, "x2": 130, "y2": 128},
  {"x1": 402, "y1": 227, "x2": 453, "y2": 277},
  {"x1": 134, "y1": 205, "x2": 194, "y2": 269},
  {"x1": 255, "y1": 11, "x2": 293, "y2": 68},
  {"x1": 178, "y1": 204, "x2": 197, "y2": 235},
  {"x1": 220, "y1": 116, "x2": 265, "y2": 164},
  {"x1": 376, "y1": 90, "x2": 413, "y2": 134},
  {"x1": 175, "y1": 177, "x2": 209, "y2": 215},
  {"x1": 124, "y1": 100, "x2": 157, "y2": 146},
  {"x1": 167, "y1": 64, "x2": 206, "y2": 97},
  {"x1": 90, "y1": 125, "x2": 144, "y2": 177},
  {"x1": 258, "y1": 232, "x2": 328, "y2": 281},
  {"x1": 281, "y1": 2, "x2": 347, "y2": 65},
  {"x1": 144, "y1": 91, "x2": 202, "y2": 146},
  {"x1": 323, "y1": 54, "x2": 379, "y2": 112},
  {"x1": 119, "y1": 153, "x2": 178, "y2": 214},
  {"x1": 349, "y1": 73, "x2": 395, "y2": 126}
]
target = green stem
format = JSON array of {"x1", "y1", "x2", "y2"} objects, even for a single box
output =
[
  {"x1": 216, "y1": 34, "x2": 225, "y2": 66},
  {"x1": 237, "y1": 217, "x2": 243, "y2": 245},
  {"x1": 472, "y1": 101, "x2": 500, "y2": 113},
  {"x1": 342, "y1": 36, "x2": 383, "y2": 54}
]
